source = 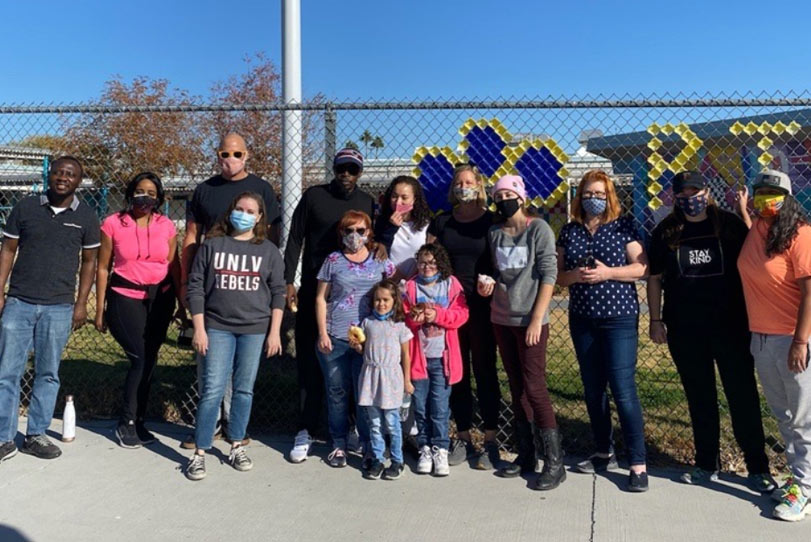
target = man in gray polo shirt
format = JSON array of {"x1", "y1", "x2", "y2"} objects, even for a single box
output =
[{"x1": 0, "y1": 156, "x2": 100, "y2": 463}]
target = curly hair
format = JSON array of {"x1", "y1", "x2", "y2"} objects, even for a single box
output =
[
  {"x1": 207, "y1": 191, "x2": 269, "y2": 245},
  {"x1": 370, "y1": 279, "x2": 406, "y2": 322},
  {"x1": 416, "y1": 243, "x2": 454, "y2": 281},
  {"x1": 765, "y1": 194, "x2": 809, "y2": 256},
  {"x1": 379, "y1": 176, "x2": 431, "y2": 229}
]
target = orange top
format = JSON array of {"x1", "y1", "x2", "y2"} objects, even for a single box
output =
[{"x1": 737, "y1": 218, "x2": 811, "y2": 335}]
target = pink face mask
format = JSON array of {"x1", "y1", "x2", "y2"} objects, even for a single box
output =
[
  {"x1": 220, "y1": 156, "x2": 245, "y2": 178},
  {"x1": 395, "y1": 203, "x2": 413, "y2": 214}
]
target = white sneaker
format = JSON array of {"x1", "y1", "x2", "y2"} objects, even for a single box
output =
[
  {"x1": 347, "y1": 426, "x2": 362, "y2": 455},
  {"x1": 417, "y1": 445, "x2": 433, "y2": 474},
  {"x1": 432, "y1": 446, "x2": 449, "y2": 477},
  {"x1": 289, "y1": 430, "x2": 312, "y2": 463}
]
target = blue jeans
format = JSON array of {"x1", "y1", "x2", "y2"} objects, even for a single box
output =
[
  {"x1": 316, "y1": 337, "x2": 369, "y2": 450},
  {"x1": 569, "y1": 313, "x2": 647, "y2": 465},
  {"x1": 413, "y1": 357, "x2": 451, "y2": 450},
  {"x1": 0, "y1": 297, "x2": 73, "y2": 442},
  {"x1": 365, "y1": 406, "x2": 403, "y2": 463},
  {"x1": 194, "y1": 328, "x2": 264, "y2": 450}
]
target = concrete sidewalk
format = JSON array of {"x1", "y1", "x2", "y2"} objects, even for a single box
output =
[{"x1": 0, "y1": 420, "x2": 807, "y2": 542}]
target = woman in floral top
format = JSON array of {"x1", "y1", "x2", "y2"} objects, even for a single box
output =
[{"x1": 315, "y1": 210, "x2": 396, "y2": 469}]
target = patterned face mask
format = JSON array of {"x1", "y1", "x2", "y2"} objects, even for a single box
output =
[
  {"x1": 753, "y1": 194, "x2": 785, "y2": 217},
  {"x1": 675, "y1": 192, "x2": 708, "y2": 217},
  {"x1": 453, "y1": 186, "x2": 479, "y2": 203},
  {"x1": 342, "y1": 232, "x2": 367, "y2": 253},
  {"x1": 581, "y1": 197, "x2": 607, "y2": 216}
]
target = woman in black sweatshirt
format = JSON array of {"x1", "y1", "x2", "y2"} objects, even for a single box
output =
[{"x1": 184, "y1": 191, "x2": 286, "y2": 481}]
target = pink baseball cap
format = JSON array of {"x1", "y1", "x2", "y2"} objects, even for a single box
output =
[{"x1": 491, "y1": 175, "x2": 526, "y2": 201}]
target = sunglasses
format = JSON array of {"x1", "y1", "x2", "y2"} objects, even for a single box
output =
[
  {"x1": 345, "y1": 227, "x2": 367, "y2": 235},
  {"x1": 218, "y1": 151, "x2": 245, "y2": 159},
  {"x1": 335, "y1": 163, "x2": 361, "y2": 176}
]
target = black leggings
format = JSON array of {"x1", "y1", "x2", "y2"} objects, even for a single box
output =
[
  {"x1": 666, "y1": 323, "x2": 769, "y2": 473},
  {"x1": 106, "y1": 286, "x2": 175, "y2": 423},
  {"x1": 295, "y1": 276, "x2": 325, "y2": 435},
  {"x1": 450, "y1": 298, "x2": 501, "y2": 432}
]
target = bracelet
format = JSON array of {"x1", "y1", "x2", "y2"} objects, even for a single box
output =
[
  {"x1": 650, "y1": 319, "x2": 662, "y2": 322},
  {"x1": 792, "y1": 338, "x2": 807, "y2": 345}
]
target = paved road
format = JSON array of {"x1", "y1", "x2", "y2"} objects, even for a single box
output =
[{"x1": 0, "y1": 420, "x2": 806, "y2": 541}]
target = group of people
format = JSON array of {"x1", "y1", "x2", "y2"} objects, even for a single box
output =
[{"x1": 0, "y1": 137, "x2": 808, "y2": 522}]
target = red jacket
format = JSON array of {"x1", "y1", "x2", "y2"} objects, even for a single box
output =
[{"x1": 403, "y1": 276, "x2": 469, "y2": 385}]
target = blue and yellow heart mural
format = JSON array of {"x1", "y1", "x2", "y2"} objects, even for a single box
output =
[{"x1": 412, "y1": 118, "x2": 569, "y2": 212}]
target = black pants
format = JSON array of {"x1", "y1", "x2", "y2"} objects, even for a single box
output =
[
  {"x1": 295, "y1": 276, "x2": 324, "y2": 435},
  {"x1": 106, "y1": 286, "x2": 175, "y2": 423},
  {"x1": 666, "y1": 323, "x2": 769, "y2": 473},
  {"x1": 450, "y1": 298, "x2": 501, "y2": 432}
]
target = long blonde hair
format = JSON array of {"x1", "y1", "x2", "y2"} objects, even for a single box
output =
[{"x1": 447, "y1": 164, "x2": 488, "y2": 208}]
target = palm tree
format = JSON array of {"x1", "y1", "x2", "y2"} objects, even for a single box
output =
[
  {"x1": 344, "y1": 139, "x2": 359, "y2": 151},
  {"x1": 359, "y1": 130, "x2": 374, "y2": 157},
  {"x1": 371, "y1": 136, "x2": 384, "y2": 158}
]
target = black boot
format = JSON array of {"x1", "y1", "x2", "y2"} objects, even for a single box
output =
[
  {"x1": 497, "y1": 420, "x2": 537, "y2": 478},
  {"x1": 533, "y1": 427, "x2": 566, "y2": 490}
]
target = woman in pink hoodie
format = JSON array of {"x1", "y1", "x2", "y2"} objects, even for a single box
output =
[{"x1": 402, "y1": 243, "x2": 469, "y2": 477}]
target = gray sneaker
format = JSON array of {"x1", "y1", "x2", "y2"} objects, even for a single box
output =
[
  {"x1": 185, "y1": 454, "x2": 206, "y2": 481},
  {"x1": 680, "y1": 467, "x2": 719, "y2": 485},
  {"x1": 229, "y1": 445, "x2": 253, "y2": 472},
  {"x1": 447, "y1": 438, "x2": 468, "y2": 466},
  {"x1": 474, "y1": 441, "x2": 501, "y2": 470},
  {"x1": 0, "y1": 441, "x2": 18, "y2": 463},
  {"x1": 575, "y1": 453, "x2": 619, "y2": 474},
  {"x1": 748, "y1": 472, "x2": 776, "y2": 493},
  {"x1": 21, "y1": 434, "x2": 62, "y2": 460}
]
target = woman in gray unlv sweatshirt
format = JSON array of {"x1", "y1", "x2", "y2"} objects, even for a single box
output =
[{"x1": 184, "y1": 191, "x2": 286, "y2": 481}]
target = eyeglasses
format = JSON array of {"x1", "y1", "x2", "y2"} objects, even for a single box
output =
[
  {"x1": 218, "y1": 151, "x2": 245, "y2": 159},
  {"x1": 417, "y1": 261, "x2": 438, "y2": 269},
  {"x1": 345, "y1": 227, "x2": 367, "y2": 235},
  {"x1": 335, "y1": 163, "x2": 361, "y2": 176},
  {"x1": 582, "y1": 191, "x2": 607, "y2": 200},
  {"x1": 454, "y1": 162, "x2": 478, "y2": 170}
]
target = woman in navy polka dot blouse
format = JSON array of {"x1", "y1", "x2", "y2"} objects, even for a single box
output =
[{"x1": 556, "y1": 170, "x2": 650, "y2": 492}]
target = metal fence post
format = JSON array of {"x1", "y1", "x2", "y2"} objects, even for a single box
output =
[
  {"x1": 281, "y1": 0, "x2": 302, "y2": 252},
  {"x1": 324, "y1": 105, "x2": 336, "y2": 182}
]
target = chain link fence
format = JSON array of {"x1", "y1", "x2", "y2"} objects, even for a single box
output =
[{"x1": 3, "y1": 92, "x2": 810, "y2": 467}]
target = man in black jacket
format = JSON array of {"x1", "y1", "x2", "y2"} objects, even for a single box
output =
[{"x1": 284, "y1": 148, "x2": 375, "y2": 463}]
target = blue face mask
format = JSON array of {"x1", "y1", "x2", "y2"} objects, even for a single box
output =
[
  {"x1": 417, "y1": 273, "x2": 440, "y2": 284},
  {"x1": 581, "y1": 197, "x2": 607, "y2": 217},
  {"x1": 230, "y1": 210, "x2": 257, "y2": 232},
  {"x1": 373, "y1": 309, "x2": 393, "y2": 320}
]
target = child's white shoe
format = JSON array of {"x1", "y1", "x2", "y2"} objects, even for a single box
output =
[
  {"x1": 417, "y1": 445, "x2": 432, "y2": 474},
  {"x1": 432, "y1": 446, "x2": 450, "y2": 477}
]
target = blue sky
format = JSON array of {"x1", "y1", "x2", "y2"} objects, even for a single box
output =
[{"x1": 2, "y1": 0, "x2": 809, "y2": 103}]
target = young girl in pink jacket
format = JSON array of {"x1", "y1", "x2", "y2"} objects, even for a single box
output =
[{"x1": 403, "y1": 243, "x2": 469, "y2": 477}]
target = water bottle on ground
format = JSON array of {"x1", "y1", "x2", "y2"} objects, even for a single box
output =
[{"x1": 62, "y1": 395, "x2": 76, "y2": 443}]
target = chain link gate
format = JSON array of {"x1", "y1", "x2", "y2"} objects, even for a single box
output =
[{"x1": 3, "y1": 92, "x2": 811, "y2": 467}]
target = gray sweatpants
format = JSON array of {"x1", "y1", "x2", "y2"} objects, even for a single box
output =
[{"x1": 751, "y1": 333, "x2": 811, "y2": 495}]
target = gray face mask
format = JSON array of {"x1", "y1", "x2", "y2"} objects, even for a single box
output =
[{"x1": 453, "y1": 186, "x2": 478, "y2": 203}]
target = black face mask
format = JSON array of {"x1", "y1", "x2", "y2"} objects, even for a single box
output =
[
  {"x1": 496, "y1": 198, "x2": 521, "y2": 218},
  {"x1": 132, "y1": 195, "x2": 158, "y2": 213}
]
